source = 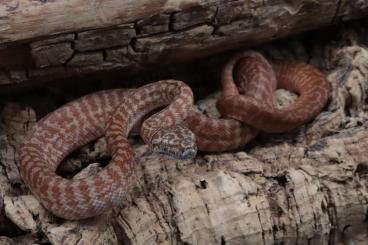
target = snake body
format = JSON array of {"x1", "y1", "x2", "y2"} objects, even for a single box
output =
[
  {"x1": 19, "y1": 51, "x2": 329, "y2": 220},
  {"x1": 217, "y1": 51, "x2": 330, "y2": 132},
  {"x1": 19, "y1": 80, "x2": 198, "y2": 219}
]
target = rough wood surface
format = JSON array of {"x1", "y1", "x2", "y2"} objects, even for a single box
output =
[
  {"x1": 0, "y1": 0, "x2": 368, "y2": 87},
  {"x1": 1, "y1": 20, "x2": 368, "y2": 244}
]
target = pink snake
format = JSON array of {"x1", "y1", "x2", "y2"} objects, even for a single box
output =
[{"x1": 18, "y1": 51, "x2": 329, "y2": 219}]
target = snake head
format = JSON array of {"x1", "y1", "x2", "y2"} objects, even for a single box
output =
[{"x1": 150, "y1": 125, "x2": 197, "y2": 160}]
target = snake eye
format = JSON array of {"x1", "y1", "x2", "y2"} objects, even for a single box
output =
[{"x1": 181, "y1": 147, "x2": 197, "y2": 160}]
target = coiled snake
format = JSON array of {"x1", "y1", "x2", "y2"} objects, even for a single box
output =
[{"x1": 18, "y1": 51, "x2": 329, "y2": 220}]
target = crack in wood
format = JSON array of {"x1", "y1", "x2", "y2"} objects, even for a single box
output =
[{"x1": 331, "y1": 0, "x2": 343, "y2": 24}]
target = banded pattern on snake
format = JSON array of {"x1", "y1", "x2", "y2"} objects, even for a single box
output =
[
  {"x1": 217, "y1": 51, "x2": 330, "y2": 132},
  {"x1": 18, "y1": 51, "x2": 329, "y2": 219}
]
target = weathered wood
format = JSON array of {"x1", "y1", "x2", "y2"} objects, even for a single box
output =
[
  {"x1": 0, "y1": 0, "x2": 368, "y2": 87},
  {"x1": 0, "y1": 0, "x2": 169, "y2": 44}
]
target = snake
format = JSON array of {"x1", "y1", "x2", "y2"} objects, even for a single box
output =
[
  {"x1": 18, "y1": 51, "x2": 329, "y2": 220},
  {"x1": 217, "y1": 51, "x2": 330, "y2": 132}
]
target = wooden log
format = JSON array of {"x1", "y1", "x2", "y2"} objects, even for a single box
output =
[{"x1": 0, "y1": 0, "x2": 368, "y2": 87}]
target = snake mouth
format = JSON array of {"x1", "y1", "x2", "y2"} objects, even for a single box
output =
[{"x1": 154, "y1": 146, "x2": 197, "y2": 160}]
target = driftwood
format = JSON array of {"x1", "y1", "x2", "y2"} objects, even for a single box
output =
[
  {"x1": 1, "y1": 19, "x2": 368, "y2": 244},
  {"x1": 0, "y1": 0, "x2": 368, "y2": 87}
]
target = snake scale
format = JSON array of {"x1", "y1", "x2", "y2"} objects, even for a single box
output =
[{"x1": 19, "y1": 51, "x2": 329, "y2": 220}]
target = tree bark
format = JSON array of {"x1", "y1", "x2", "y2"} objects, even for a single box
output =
[{"x1": 0, "y1": 0, "x2": 368, "y2": 87}]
